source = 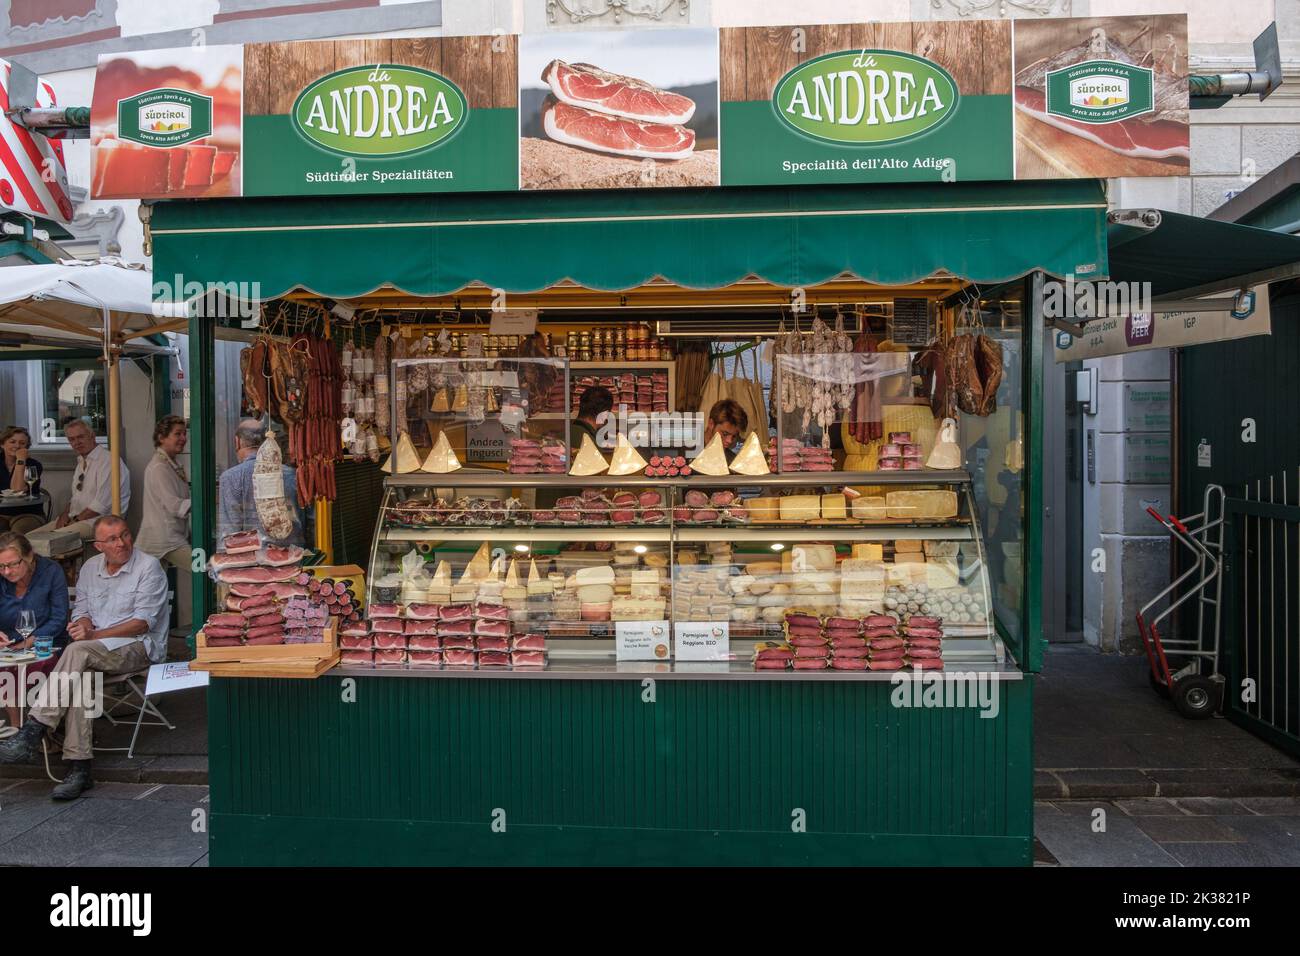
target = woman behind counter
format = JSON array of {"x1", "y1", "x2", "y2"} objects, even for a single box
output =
[
  {"x1": 0, "y1": 531, "x2": 69, "y2": 736},
  {"x1": 0, "y1": 425, "x2": 41, "y2": 496},
  {"x1": 137, "y1": 415, "x2": 192, "y2": 571}
]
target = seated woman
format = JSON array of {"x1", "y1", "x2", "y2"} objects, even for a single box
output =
[
  {"x1": 0, "y1": 426, "x2": 42, "y2": 496},
  {"x1": 0, "y1": 531, "x2": 69, "y2": 736}
]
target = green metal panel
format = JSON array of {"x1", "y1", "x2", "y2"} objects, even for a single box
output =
[
  {"x1": 208, "y1": 675, "x2": 1034, "y2": 866},
  {"x1": 188, "y1": 311, "x2": 215, "y2": 638},
  {"x1": 1025, "y1": 274, "x2": 1045, "y2": 673}
]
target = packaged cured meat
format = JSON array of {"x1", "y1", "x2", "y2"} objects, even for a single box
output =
[
  {"x1": 690, "y1": 509, "x2": 719, "y2": 523},
  {"x1": 867, "y1": 658, "x2": 905, "y2": 671},
  {"x1": 511, "y1": 634, "x2": 547, "y2": 652},
  {"x1": 340, "y1": 624, "x2": 371, "y2": 638},
  {"x1": 474, "y1": 619, "x2": 512, "y2": 637},
  {"x1": 510, "y1": 651, "x2": 546, "y2": 667},
  {"x1": 906, "y1": 647, "x2": 942, "y2": 660},
  {"x1": 372, "y1": 618, "x2": 405, "y2": 633},
  {"x1": 868, "y1": 636, "x2": 905, "y2": 651},
  {"x1": 374, "y1": 649, "x2": 407, "y2": 666},
  {"x1": 864, "y1": 615, "x2": 898, "y2": 628},
  {"x1": 206, "y1": 612, "x2": 244, "y2": 629},
  {"x1": 825, "y1": 628, "x2": 864, "y2": 644},
  {"x1": 831, "y1": 657, "x2": 869, "y2": 670},
  {"x1": 340, "y1": 634, "x2": 373, "y2": 650},
  {"x1": 868, "y1": 646, "x2": 905, "y2": 662},
  {"x1": 825, "y1": 617, "x2": 863, "y2": 632},
  {"x1": 637, "y1": 490, "x2": 662, "y2": 508},
  {"x1": 905, "y1": 637, "x2": 943, "y2": 650},
  {"x1": 437, "y1": 619, "x2": 473, "y2": 636},
  {"x1": 438, "y1": 604, "x2": 473, "y2": 620},
  {"x1": 475, "y1": 636, "x2": 510, "y2": 652},
  {"x1": 405, "y1": 603, "x2": 442, "y2": 620},
  {"x1": 793, "y1": 658, "x2": 830, "y2": 670},
  {"x1": 223, "y1": 530, "x2": 260, "y2": 554},
  {"x1": 829, "y1": 635, "x2": 868, "y2": 649},
  {"x1": 474, "y1": 603, "x2": 510, "y2": 621},
  {"x1": 640, "y1": 509, "x2": 666, "y2": 524},
  {"x1": 443, "y1": 648, "x2": 476, "y2": 667},
  {"x1": 246, "y1": 632, "x2": 286, "y2": 646},
  {"x1": 441, "y1": 635, "x2": 475, "y2": 650},
  {"x1": 864, "y1": 627, "x2": 899, "y2": 641},
  {"x1": 205, "y1": 636, "x2": 243, "y2": 647},
  {"x1": 754, "y1": 659, "x2": 791, "y2": 670},
  {"x1": 907, "y1": 615, "x2": 943, "y2": 628},
  {"x1": 830, "y1": 646, "x2": 870, "y2": 659},
  {"x1": 788, "y1": 634, "x2": 828, "y2": 648},
  {"x1": 203, "y1": 626, "x2": 243, "y2": 639},
  {"x1": 404, "y1": 620, "x2": 439, "y2": 635},
  {"x1": 793, "y1": 645, "x2": 830, "y2": 659},
  {"x1": 709, "y1": 490, "x2": 736, "y2": 507},
  {"x1": 684, "y1": 489, "x2": 709, "y2": 508},
  {"x1": 373, "y1": 633, "x2": 407, "y2": 650},
  {"x1": 672, "y1": 507, "x2": 691, "y2": 522},
  {"x1": 407, "y1": 650, "x2": 442, "y2": 667},
  {"x1": 408, "y1": 635, "x2": 442, "y2": 651},
  {"x1": 208, "y1": 551, "x2": 258, "y2": 571},
  {"x1": 904, "y1": 627, "x2": 944, "y2": 640},
  {"x1": 368, "y1": 604, "x2": 401, "y2": 618},
  {"x1": 478, "y1": 651, "x2": 510, "y2": 667},
  {"x1": 245, "y1": 612, "x2": 285, "y2": 630},
  {"x1": 784, "y1": 613, "x2": 822, "y2": 629},
  {"x1": 340, "y1": 650, "x2": 374, "y2": 666}
]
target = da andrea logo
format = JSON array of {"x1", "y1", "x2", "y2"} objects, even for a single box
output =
[
  {"x1": 292, "y1": 64, "x2": 467, "y2": 157},
  {"x1": 1046, "y1": 60, "x2": 1154, "y2": 124},
  {"x1": 773, "y1": 50, "x2": 959, "y2": 146},
  {"x1": 118, "y1": 88, "x2": 212, "y2": 147}
]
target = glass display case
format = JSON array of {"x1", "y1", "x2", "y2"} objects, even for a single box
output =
[{"x1": 360, "y1": 470, "x2": 997, "y2": 673}]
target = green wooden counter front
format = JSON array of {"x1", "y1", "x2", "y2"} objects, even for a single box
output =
[{"x1": 208, "y1": 674, "x2": 1034, "y2": 866}]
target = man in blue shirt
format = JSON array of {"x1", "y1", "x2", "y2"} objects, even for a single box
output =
[{"x1": 216, "y1": 421, "x2": 304, "y2": 546}]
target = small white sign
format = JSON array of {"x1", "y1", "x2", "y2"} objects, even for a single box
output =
[
  {"x1": 489, "y1": 310, "x2": 539, "y2": 336},
  {"x1": 616, "y1": 621, "x2": 671, "y2": 661},
  {"x1": 1197, "y1": 440, "x2": 1212, "y2": 468},
  {"x1": 674, "y1": 621, "x2": 730, "y2": 662},
  {"x1": 146, "y1": 661, "x2": 210, "y2": 696}
]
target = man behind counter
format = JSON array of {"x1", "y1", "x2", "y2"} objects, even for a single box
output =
[
  {"x1": 702, "y1": 399, "x2": 749, "y2": 459},
  {"x1": 572, "y1": 385, "x2": 614, "y2": 450}
]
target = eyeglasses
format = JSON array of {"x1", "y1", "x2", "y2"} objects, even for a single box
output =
[
  {"x1": 0, "y1": 558, "x2": 27, "y2": 571},
  {"x1": 94, "y1": 533, "x2": 130, "y2": 546}
]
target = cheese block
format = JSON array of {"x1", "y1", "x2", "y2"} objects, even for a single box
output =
[
  {"x1": 574, "y1": 565, "x2": 616, "y2": 586},
  {"x1": 820, "y1": 494, "x2": 848, "y2": 520},
  {"x1": 748, "y1": 579, "x2": 774, "y2": 596},
  {"x1": 790, "y1": 544, "x2": 837, "y2": 572},
  {"x1": 728, "y1": 574, "x2": 756, "y2": 595},
  {"x1": 729, "y1": 431, "x2": 770, "y2": 476},
  {"x1": 886, "y1": 563, "x2": 926, "y2": 585},
  {"x1": 885, "y1": 490, "x2": 958, "y2": 519},
  {"x1": 607, "y1": 433, "x2": 649, "y2": 477},
  {"x1": 613, "y1": 551, "x2": 641, "y2": 566},
  {"x1": 643, "y1": 552, "x2": 669, "y2": 569},
  {"x1": 676, "y1": 551, "x2": 698, "y2": 566},
  {"x1": 926, "y1": 560, "x2": 960, "y2": 590},
  {"x1": 894, "y1": 539, "x2": 923, "y2": 553},
  {"x1": 745, "y1": 560, "x2": 782, "y2": 576},
  {"x1": 731, "y1": 606, "x2": 759, "y2": 623},
  {"x1": 793, "y1": 580, "x2": 836, "y2": 595},
  {"x1": 425, "y1": 584, "x2": 451, "y2": 604},
  {"x1": 923, "y1": 540, "x2": 960, "y2": 558},
  {"x1": 451, "y1": 583, "x2": 479, "y2": 603},
  {"x1": 569, "y1": 434, "x2": 610, "y2": 476},
  {"x1": 611, "y1": 597, "x2": 665, "y2": 621},
  {"x1": 761, "y1": 606, "x2": 788, "y2": 623},
  {"x1": 381, "y1": 432, "x2": 422, "y2": 474},
  {"x1": 502, "y1": 585, "x2": 527, "y2": 601},
  {"x1": 630, "y1": 583, "x2": 661, "y2": 600},
  {"x1": 733, "y1": 593, "x2": 758, "y2": 606},
  {"x1": 477, "y1": 581, "x2": 504, "y2": 602},
  {"x1": 689, "y1": 433, "x2": 731, "y2": 477},
  {"x1": 420, "y1": 430, "x2": 463, "y2": 473},
  {"x1": 840, "y1": 578, "x2": 885, "y2": 601},
  {"x1": 770, "y1": 583, "x2": 791, "y2": 595},
  {"x1": 758, "y1": 592, "x2": 790, "y2": 607},
  {"x1": 851, "y1": 544, "x2": 884, "y2": 561},
  {"x1": 840, "y1": 559, "x2": 886, "y2": 581},
  {"x1": 746, "y1": 497, "x2": 780, "y2": 522},
  {"x1": 851, "y1": 496, "x2": 888, "y2": 520},
  {"x1": 631, "y1": 569, "x2": 661, "y2": 585},
  {"x1": 894, "y1": 553, "x2": 926, "y2": 564},
  {"x1": 779, "y1": 495, "x2": 821, "y2": 521}
]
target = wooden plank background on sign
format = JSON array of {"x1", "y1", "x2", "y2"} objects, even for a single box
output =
[
  {"x1": 244, "y1": 35, "x2": 518, "y2": 116},
  {"x1": 722, "y1": 21, "x2": 1012, "y2": 101}
]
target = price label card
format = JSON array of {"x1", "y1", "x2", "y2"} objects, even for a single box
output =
[
  {"x1": 489, "y1": 310, "x2": 539, "y2": 336},
  {"x1": 674, "y1": 622, "x2": 730, "y2": 662},
  {"x1": 616, "y1": 621, "x2": 671, "y2": 661}
]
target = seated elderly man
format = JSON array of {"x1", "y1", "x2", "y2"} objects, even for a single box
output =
[
  {"x1": 0, "y1": 515, "x2": 168, "y2": 800},
  {"x1": 29, "y1": 418, "x2": 131, "y2": 544}
]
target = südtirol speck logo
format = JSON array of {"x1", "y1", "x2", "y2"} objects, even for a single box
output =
[
  {"x1": 118, "y1": 88, "x2": 213, "y2": 147},
  {"x1": 1046, "y1": 60, "x2": 1154, "y2": 124}
]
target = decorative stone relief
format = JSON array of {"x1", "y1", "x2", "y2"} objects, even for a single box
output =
[
  {"x1": 547, "y1": 0, "x2": 690, "y2": 26},
  {"x1": 925, "y1": 0, "x2": 1072, "y2": 17}
]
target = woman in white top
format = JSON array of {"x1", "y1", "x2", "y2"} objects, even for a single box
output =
[{"x1": 136, "y1": 415, "x2": 191, "y2": 570}]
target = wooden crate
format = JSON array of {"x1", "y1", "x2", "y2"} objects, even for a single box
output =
[
  {"x1": 195, "y1": 618, "x2": 337, "y2": 664},
  {"x1": 191, "y1": 653, "x2": 339, "y2": 679}
]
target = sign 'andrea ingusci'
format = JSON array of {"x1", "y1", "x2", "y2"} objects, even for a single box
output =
[
  {"x1": 773, "y1": 50, "x2": 958, "y2": 145},
  {"x1": 291, "y1": 65, "x2": 467, "y2": 156}
]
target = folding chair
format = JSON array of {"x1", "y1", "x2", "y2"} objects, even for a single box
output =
[{"x1": 98, "y1": 668, "x2": 175, "y2": 759}]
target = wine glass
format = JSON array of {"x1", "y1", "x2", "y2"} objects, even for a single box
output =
[
  {"x1": 16, "y1": 610, "x2": 35, "y2": 645},
  {"x1": 24, "y1": 465, "x2": 36, "y2": 498}
]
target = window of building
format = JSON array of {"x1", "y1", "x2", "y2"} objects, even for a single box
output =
[{"x1": 27, "y1": 358, "x2": 109, "y2": 445}]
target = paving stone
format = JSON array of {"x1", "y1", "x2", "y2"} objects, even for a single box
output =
[
  {"x1": 0, "y1": 792, "x2": 74, "y2": 844},
  {"x1": 1032, "y1": 837, "x2": 1059, "y2": 866},
  {"x1": 1132, "y1": 815, "x2": 1247, "y2": 843},
  {"x1": 0, "y1": 808, "x2": 128, "y2": 866},
  {"x1": 1236, "y1": 797, "x2": 1300, "y2": 815},
  {"x1": 1220, "y1": 816, "x2": 1300, "y2": 865},
  {"x1": 1034, "y1": 771, "x2": 1062, "y2": 798},
  {"x1": 1053, "y1": 769, "x2": 1155, "y2": 799},
  {"x1": 1034, "y1": 800, "x2": 1062, "y2": 815},
  {"x1": 1147, "y1": 769, "x2": 1299, "y2": 798},
  {"x1": 1051, "y1": 800, "x2": 1119, "y2": 816},
  {"x1": 1161, "y1": 842, "x2": 1281, "y2": 867},
  {"x1": 1034, "y1": 809, "x2": 1180, "y2": 867},
  {"x1": 1172, "y1": 797, "x2": 1255, "y2": 816},
  {"x1": 1115, "y1": 798, "x2": 1187, "y2": 816}
]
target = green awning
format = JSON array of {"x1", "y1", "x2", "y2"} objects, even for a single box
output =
[
  {"x1": 151, "y1": 180, "x2": 1108, "y2": 301},
  {"x1": 1107, "y1": 209, "x2": 1300, "y2": 298}
]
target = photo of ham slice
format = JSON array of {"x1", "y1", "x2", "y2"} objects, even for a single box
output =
[
  {"x1": 1014, "y1": 87, "x2": 1188, "y2": 161},
  {"x1": 542, "y1": 99, "x2": 695, "y2": 162},
  {"x1": 543, "y1": 60, "x2": 696, "y2": 124}
]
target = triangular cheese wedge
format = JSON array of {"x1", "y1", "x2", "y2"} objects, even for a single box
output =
[
  {"x1": 430, "y1": 560, "x2": 451, "y2": 588},
  {"x1": 527, "y1": 557, "x2": 541, "y2": 586},
  {"x1": 569, "y1": 433, "x2": 609, "y2": 476},
  {"x1": 690, "y1": 433, "x2": 730, "y2": 477},
  {"x1": 505, "y1": 559, "x2": 520, "y2": 588},
  {"x1": 607, "y1": 433, "x2": 648, "y2": 476},
  {"x1": 420, "y1": 431, "x2": 462, "y2": 473},
  {"x1": 487, "y1": 554, "x2": 504, "y2": 582},
  {"x1": 459, "y1": 542, "x2": 490, "y2": 584},
  {"x1": 729, "y1": 431, "x2": 770, "y2": 476},
  {"x1": 381, "y1": 433, "x2": 422, "y2": 474}
]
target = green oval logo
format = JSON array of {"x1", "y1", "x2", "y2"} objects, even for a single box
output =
[
  {"x1": 773, "y1": 50, "x2": 959, "y2": 146},
  {"x1": 292, "y1": 64, "x2": 467, "y2": 157}
]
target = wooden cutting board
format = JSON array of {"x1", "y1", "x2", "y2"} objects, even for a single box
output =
[{"x1": 1015, "y1": 114, "x2": 1186, "y2": 179}]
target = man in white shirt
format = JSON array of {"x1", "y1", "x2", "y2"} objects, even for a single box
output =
[
  {"x1": 0, "y1": 515, "x2": 168, "y2": 800},
  {"x1": 30, "y1": 419, "x2": 131, "y2": 543}
]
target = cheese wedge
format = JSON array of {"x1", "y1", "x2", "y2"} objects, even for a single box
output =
[
  {"x1": 779, "y1": 495, "x2": 821, "y2": 521},
  {"x1": 527, "y1": 558, "x2": 542, "y2": 586},
  {"x1": 381, "y1": 432, "x2": 422, "y2": 474},
  {"x1": 420, "y1": 430, "x2": 462, "y2": 473},
  {"x1": 851, "y1": 544, "x2": 884, "y2": 561},
  {"x1": 505, "y1": 559, "x2": 521, "y2": 588},
  {"x1": 820, "y1": 494, "x2": 848, "y2": 519},
  {"x1": 790, "y1": 544, "x2": 837, "y2": 572},
  {"x1": 926, "y1": 560, "x2": 960, "y2": 590},
  {"x1": 689, "y1": 433, "x2": 730, "y2": 477},
  {"x1": 746, "y1": 497, "x2": 780, "y2": 522},
  {"x1": 459, "y1": 542, "x2": 490, "y2": 584},
  {"x1": 894, "y1": 553, "x2": 926, "y2": 564},
  {"x1": 607, "y1": 433, "x2": 649, "y2": 476},
  {"x1": 729, "y1": 431, "x2": 770, "y2": 476},
  {"x1": 885, "y1": 490, "x2": 958, "y2": 520},
  {"x1": 578, "y1": 583, "x2": 615, "y2": 604},
  {"x1": 895, "y1": 539, "x2": 923, "y2": 553},
  {"x1": 642, "y1": 552, "x2": 669, "y2": 569},
  {"x1": 569, "y1": 434, "x2": 610, "y2": 476},
  {"x1": 430, "y1": 560, "x2": 451, "y2": 588}
]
